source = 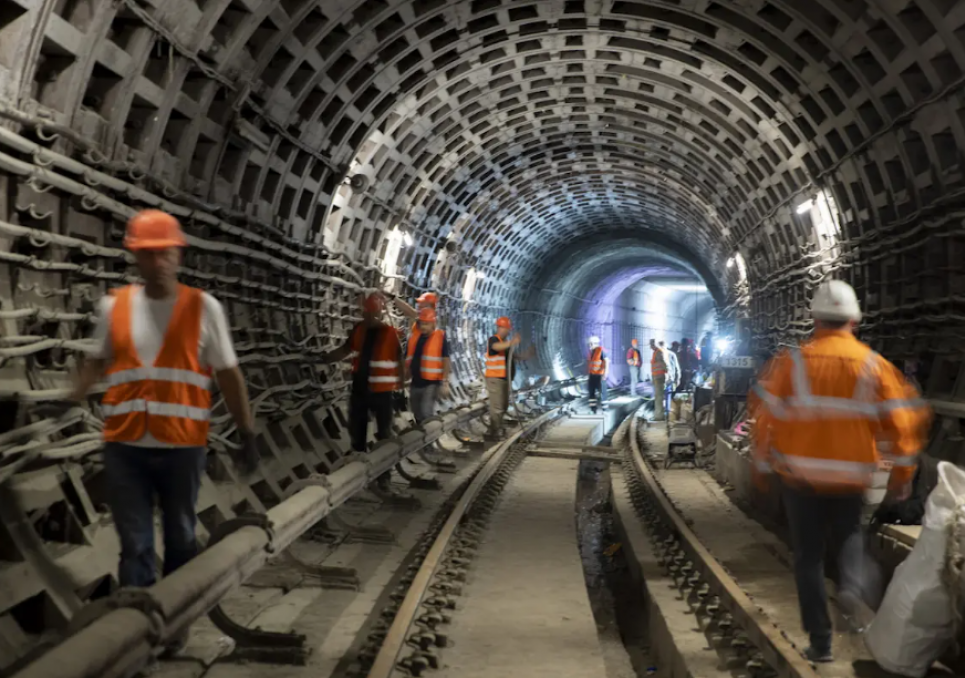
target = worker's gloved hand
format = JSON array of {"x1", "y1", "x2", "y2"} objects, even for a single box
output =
[
  {"x1": 393, "y1": 391, "x2": 408, "y2": 413},
  {"x1": 33, "y1": 400, "x2": 76, "y2": 421},
  {"x1": 234, "y1": 431, "x2": 260, "y2": 478}
]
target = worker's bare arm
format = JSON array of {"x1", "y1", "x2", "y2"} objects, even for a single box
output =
[
  {"x1": 492, "y1": 334, "x2": 520, "y2": 352},
  {"x1": 216, "y1": 366, "x2": 255, "y2": 434},
  {"x1": 321, "y1": 338, "x2": 353, "y2": 364},
  {"x1": 393, "y1": 298, "x2": 418, "y2": 319},
  {"x1": 69, "y1": 358, "x2": 107, "y2": 402}
]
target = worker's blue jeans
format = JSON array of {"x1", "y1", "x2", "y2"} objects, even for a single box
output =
[
  {"x1": 781, "y1": 483, "x2": 880, "y2": 652},
  {"x1": 103, "y1": 443, "x2": 207, "y2": 588}
]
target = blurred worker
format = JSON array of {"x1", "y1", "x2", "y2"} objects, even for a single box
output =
[
  {"x1": 394, "y1": 292, "x2": 438, "y2": 322},
  {"x1": 649, "y1": 339, "x2": 667, "y2": 420},
  {"x1": 660, "y1": 340, "x2": 680, "y2": 394},
  {"x1": 751, "y1": 280, "x2": 931, "y2": 663},
  {"x1": 405, "y1": 307, "x2": 450, "y2": 424},
  {"x1": 679, "y1": 338, "x2": 697, "y2": 389},
  {"x1": 322, "y1": 293, "x2": 402, "y2": 492},
  {"x1": 60, "y1": 210, "x2": 257, "y2": 653},
  {"x1": 587, "y1": 336, "x2": 608, "y2": 414},
  {"x1": 627, "y1": 339, "x2": 642, "y2": 394},
  {"x1": 484, "y1": 317, "x2": 534, "y2": 439}
]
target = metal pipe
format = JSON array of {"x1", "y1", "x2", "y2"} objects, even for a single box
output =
[{"x1": 11, "y1": 388, "x2": 577, "y2": 678}]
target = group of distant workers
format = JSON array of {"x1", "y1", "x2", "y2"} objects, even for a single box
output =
[{"x1": 587, "y1": 334, "x2": 706, "y2": 417}]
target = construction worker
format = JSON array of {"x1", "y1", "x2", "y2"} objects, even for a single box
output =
[
  {"x1": 484, "y1": 317, "x2": 534, "y2": 439},
  {"x1": 394, "y1": 292, "x2": 437, "y2": 322},
  {"x1": 405, "y1": 307, "x2": 450, "y2": 424},
  {"x1": 321, "y1": 293, "x2": 402, "y2": 492},
  {"x1": 57, "y1": 209, "x2": 257, "y2": 654},
  {"x1": 587, "y1": 336, "x2": 608, "y2": 414},
  {"x1": 751, "y1": 280, "x2": 931, "y2": 663},
  {"x1": 649, "y1": 339, "x2": 667, "y2": 419},
  {"x1": 627, "y1": 339, "x2": 642, "y2": 394}
]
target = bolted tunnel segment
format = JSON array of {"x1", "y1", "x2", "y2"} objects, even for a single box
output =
[{"x1": 0, "y1": 0, "x2": 964, "y2": 676}]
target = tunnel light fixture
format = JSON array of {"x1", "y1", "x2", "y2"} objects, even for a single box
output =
[
  {"x1": 726, "y1": 257, "x2": 734, "y2": 269},
  {"x1": 402, "y1": 230, "x2": 413, "y2": 247},
  {"x1": 795, "y1": 198, "x2": 815, "y2": 215},
  {"x1": 659, "y1": 284, "x2": 707, "y2": 292}
]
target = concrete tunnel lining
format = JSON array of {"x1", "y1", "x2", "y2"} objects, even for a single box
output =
[{"x1": 3, "y1": 0, "x2": 965, "y2": 669}]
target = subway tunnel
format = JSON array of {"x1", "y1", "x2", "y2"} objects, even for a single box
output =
[{"x1": 0, "y1": 0, "x2": 963, "y2": 676}]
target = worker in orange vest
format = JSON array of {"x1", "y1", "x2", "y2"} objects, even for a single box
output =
[
  {"x1": 627, "y1": 339, "x2": 642, "y2": 394},
  {"x1": 58, "y1": 209, "x2": 257, "y2": 654},
  {"x1": 751, "y1": 280, "x2": 931, "y2": 663},
  {"x1": 587, "y1": 336, "x2": 608, "y2": 414},
  {"x1": 405, "y1": 307, "x2": 451, "y2": 424},
  {"x1": 322, "y1": 293, "x2": 402, "y2": 492},
  {"x1": 483, "y1": 317, "x2": 534, "y2": 439},
  {"x1": 649, "y1": 338, "x2": 668, "y2": 419}
]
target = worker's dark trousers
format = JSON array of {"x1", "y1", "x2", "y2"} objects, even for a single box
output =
[
  {"x1": 103, "y1": 443, "x2": 206, "y2": 588},
  {"x1": 781, "y1": 483, "x2": 880, "y2": 652},
  {"x1": 349, "y1": 389, "x2": 394, "y2": 452},
  {"x1": 588, "y1": 374, "x2": 607, "y2": 413}
]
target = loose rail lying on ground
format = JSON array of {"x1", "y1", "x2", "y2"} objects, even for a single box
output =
[
  {"x1": 623, "y1": 414, "x2": 821, "y2": 678},
  {"x1": 12, "y1": 377, "x2": 586, "y2": 678}
]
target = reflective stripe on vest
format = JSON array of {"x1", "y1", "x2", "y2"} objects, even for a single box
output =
[
  {"x1": 406, "y1": 329, "x2": 446, "y2": 381},
  {"x1": 102, "y1": 284, "x2": 212, "y2": 446},
  {"x1": 485, "y1": 335, "x2": 507, "y2": 378},
  {"x1": 351, "y1": 324, "x2": 400, "y2": 392},
  {"x1": 589, "y1": 347, "x2": 605, "y2": 375}
]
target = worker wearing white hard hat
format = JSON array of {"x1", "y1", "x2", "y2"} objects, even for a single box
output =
[
  {"x1": 750, "y1": 279, "x2": 931, "y2": 662},
  {"x1": 587, "y1": 336, "x2": 608, "y2": 414}
]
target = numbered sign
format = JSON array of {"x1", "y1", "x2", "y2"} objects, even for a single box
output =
[{"x1": 720, "y1": 356, "x2": 754, "y2": 369}]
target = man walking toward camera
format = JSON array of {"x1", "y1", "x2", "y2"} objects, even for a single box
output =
[
  {"x1": 751, "y1": 280, "x2": 931, "y2": 663},
  {"x1": 64, "y1": 209, "x2": 257, "y2": 654}
]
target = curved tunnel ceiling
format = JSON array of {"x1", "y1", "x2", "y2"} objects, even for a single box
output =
[{"x1": 1, "y1": 0, "x2": 963, "y2": 357}]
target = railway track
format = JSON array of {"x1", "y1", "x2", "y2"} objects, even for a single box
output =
[
  {"x1": 361, "y1": 404, "x2": 620, "y2": 678},
  {"x1": 621, "y1": 414, "x2": 821, "y2": 678}
]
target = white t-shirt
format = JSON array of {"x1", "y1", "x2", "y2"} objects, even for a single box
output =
[{"x1": 92, "y1": 286, "x2": 238, "y2": 448}]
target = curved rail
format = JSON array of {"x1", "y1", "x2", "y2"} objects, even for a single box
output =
[
  {"x1": 623, "y1": 414, "x2": 821, "y2": 678},
  {"x1": 366, "y1": 404, "x2": 571, "y2": 678}
]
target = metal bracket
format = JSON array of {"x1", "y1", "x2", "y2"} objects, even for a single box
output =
[{"x1": 208, "y1": 513, "x2": 276, "y2": 554}]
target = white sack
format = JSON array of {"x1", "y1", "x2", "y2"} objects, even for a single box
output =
[{"x1": 864, "y1": 461, "x2": 965, "y2": 677}]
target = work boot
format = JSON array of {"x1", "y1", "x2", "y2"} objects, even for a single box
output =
[{"x1": 804, "y1": 646, "x2": 833, "y2": 663}]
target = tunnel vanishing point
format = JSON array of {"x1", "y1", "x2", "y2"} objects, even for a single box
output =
[{"x1": 1, "y1": 0, "x2": 964, "y2": 675}]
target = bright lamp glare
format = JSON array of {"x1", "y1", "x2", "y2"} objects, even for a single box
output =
[
  {"x1": 715, "y1": 338, "x2": 731, "y2": 352},
  {"x1": 402, "y1": 231, "x2": 414, "y2": 246},
  {"x1": 726, "y1": 257, "x2": 734, "y2": 269},
  {"x1": 796, "y1": 199, "x2": 814, "y2": 215}
]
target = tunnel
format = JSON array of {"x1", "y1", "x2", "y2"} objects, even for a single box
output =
[{"x1": 0, "y1": 0, "x2": 963, "y2": 676}]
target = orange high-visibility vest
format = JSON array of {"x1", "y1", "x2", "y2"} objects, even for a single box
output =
[
  {"x1": 407, "y1": 329, "x2": 446, "y2": 381},
  {"x1": 751, "y1": 331, "x2": 931, "y2": 494},
  {"x1": 627, "y1": 348, "x2": 641, "y2": 366},
  {"x1": 102, "y1": 285, "x2": 213, "y2": 446},
  {"x1": 589, "y1": 347, "x2": 606, "y2": 375},
  {"x1": 351, "y1": 323, "x2": 401, "y2": 393},
  {"x1": 485, "y1": 334, "x2": 507, "y2": 378},
  {"x1": 651, "y1": 349, "x2": 667, "y2": 378}
]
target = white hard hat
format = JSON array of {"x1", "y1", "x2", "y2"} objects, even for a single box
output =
[
  {"x1": 811, "y1": 280, "x2": 861, "y2": 322},
  {"x1": 588, "y1": 335, "x2": 601, "y2": 346}
]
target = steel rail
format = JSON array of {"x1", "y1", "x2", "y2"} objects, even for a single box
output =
[
  {"x1": 625, "y1": 414, "x2": 821, "y2": 678},
  {"x1": 366, "y1": 404, "x2": 571, "y2": 678},
  {"x1": 12, "y1": 377, "x2": 581, "y2": 678}
]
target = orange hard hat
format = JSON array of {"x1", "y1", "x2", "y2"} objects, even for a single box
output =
[
  {"x1": 496, "y1": 316, "x2": 512, "y2": 329},
  {"x1": 363, "y1": 293, "x2": 384, "y2": 314},
  {"x1": 124, "y1": 210, "x2": 187, "y2": 250},
  {"x1": 417, "y1": 292, "x2": 438, "y2": 306},
  {"x1": 632, "y1": 339, "x2": 638, "y2": 347},
  {"x1": 418, "y1": 308, "x2": 437, "y2": 323}
]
